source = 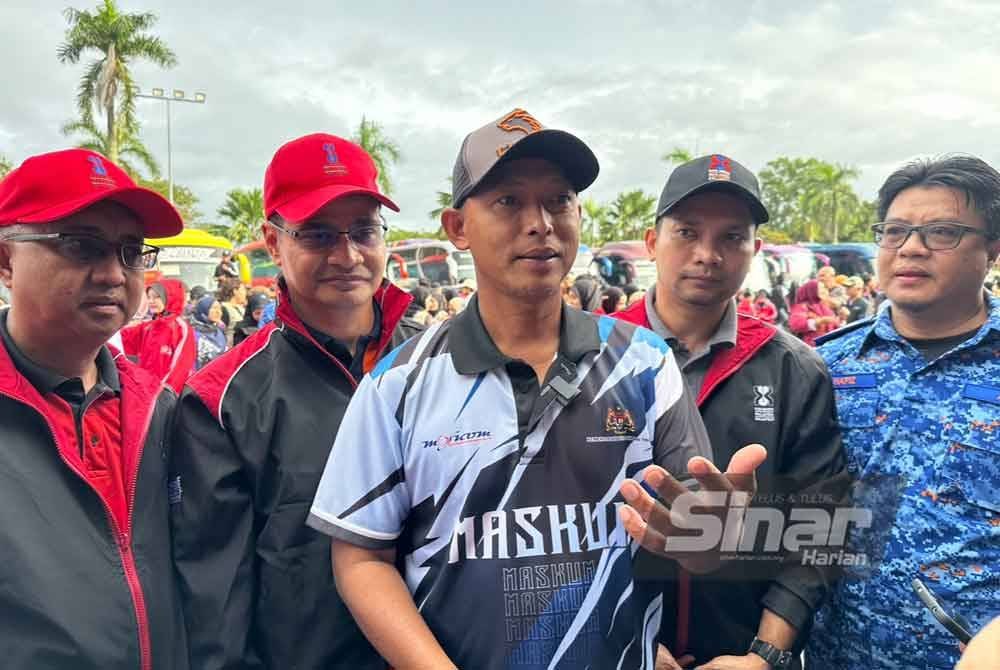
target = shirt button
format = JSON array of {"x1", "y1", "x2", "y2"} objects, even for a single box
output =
[{"x1": 90, "y1": 435, "x2": 100, "y2": 445}]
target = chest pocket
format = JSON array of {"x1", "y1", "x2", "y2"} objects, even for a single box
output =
[
  {"x1": 833, "y1": 374, "x2": 879, "y2": 475},
  {"x1": 938, "y1": 384, "x2": 1000, "y2": 516}
]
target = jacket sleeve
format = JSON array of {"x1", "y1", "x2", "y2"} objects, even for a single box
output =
[
  {"x1": 119, "y1": 321, "x2": 145, "y2": 357},
  {"x1": 162, "y1": 319, "x2": 196, "y2": 394},
  {"x1": 170, "y1": 387, "x2": 262, "y2": 670},
  {"x1": 761, "y1": 347, "x2": 852, "y2": 640}
]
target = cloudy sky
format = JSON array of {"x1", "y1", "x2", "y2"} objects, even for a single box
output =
[{"x1": 4, "y1": 0, "x2": 1000, "y2": 231}]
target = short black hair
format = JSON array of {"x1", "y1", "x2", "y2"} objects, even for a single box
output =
[{"x1": 878, "y1": 155, "x2": 1000, "y2": 238}]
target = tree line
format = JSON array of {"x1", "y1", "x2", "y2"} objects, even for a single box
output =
[{"x1": 0, "y1": 1, "x2": 878, "y2": 248}]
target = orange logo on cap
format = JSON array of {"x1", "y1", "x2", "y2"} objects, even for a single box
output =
[
  {"x1": 495, "y1": 109, "x2": 543, "y2": 157},
  {"x1": 497, "y1": 109, "x2": 543, "y2": 136}
]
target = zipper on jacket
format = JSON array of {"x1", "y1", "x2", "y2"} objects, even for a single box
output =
[{"x1": 9, "y1": 389, "x2": 155, "y2": 670}]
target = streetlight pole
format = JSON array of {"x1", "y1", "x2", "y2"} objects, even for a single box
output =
[{"x1": 136, "y1": 87, "x2": 207, "y2": 203}]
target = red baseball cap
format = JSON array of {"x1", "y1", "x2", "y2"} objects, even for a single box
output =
[
  {"x1": 0, "y1": 148, "x2": 183, "y2": 238},
  {"x1": 263, "y1": 133, "x2": 399, "y2": 224}
]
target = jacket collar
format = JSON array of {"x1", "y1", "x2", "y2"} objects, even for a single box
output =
[
  {"x1": 615, "y1": 293, "x2": 776, "y2": 405},
  {"x1": 851, "y1": 291, "x2": 1000, "y2": 357},
  {"x1": 274, "y1": 276, "x2": 414, "y2": 369},
  {"x1": 449, "y1": 295, "x2": 601, "y2": 375},
  {"x1": 0, "y1": 309, "x2": 120, "y2": 395}
]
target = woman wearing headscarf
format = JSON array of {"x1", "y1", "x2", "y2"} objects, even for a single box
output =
[
  {"x1": 190, "y1": 295, "x2": 228, "y2": 370},
  {"x1": 572, "y1": 276, "x2": 603, "y2": 312},
  {"x1": 233, "y1": 293, "x2": 271, "y2": 346},
  {"x1": 789, "y1": 279, "x2": 840, "y2": 346},
  {"x1": 120, "y1": 278, "x2": 197, "y2": 393}
]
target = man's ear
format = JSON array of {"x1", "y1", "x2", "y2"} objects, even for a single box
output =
[
  {"x1": 0, "y1": 241, "x2": 14, "y2": 289},
  {"x1": 263, "y1": 221, "x2": 283, "y2": 269},
  {"x1": 644, "y1": 226, "x2": 658, "y2": 260},
  {"x1": 753, "y1": 237, "x2": 763, "y2": 254},
  {"x1": 988, "y1": 238, "x2": 1000, "y2": 265},
  {"x1": 441, "y1": 207, "x2": 469, "y2": 251}
]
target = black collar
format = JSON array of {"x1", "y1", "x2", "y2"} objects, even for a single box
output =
[
  {"x1": 449, "y1": 295, "x2": 601, "y2": 375},
  {"x1": 0, "y1": 309, "x2": 120, "y2": 395}
]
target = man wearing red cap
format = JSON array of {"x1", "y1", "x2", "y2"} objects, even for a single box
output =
[
  {"x1": 169, "y1": 134, "x2": 421, "y2": 670},
  {"x1": 0, "y1": 149, "x2": 188, "y2": 669}
]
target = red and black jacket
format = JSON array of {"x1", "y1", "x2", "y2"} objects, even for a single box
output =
[
  {"x1": 0, "y1": 323, "x2": 187, "y2": 670},
  {"x1": 121, "y1": 278, "x2": 196, "y2": 394},
  {"x1": 616, "y1": 298, "x2": 850, "y2": 667},
  {"x1": 170, "y1": 280, "x2": 421, "y2": 670}
]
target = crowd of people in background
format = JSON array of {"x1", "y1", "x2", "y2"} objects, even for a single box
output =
[
  {"x1": 3, "y1": 114, "x2": 1000, "y2": 670},
  {"x1": 114, "y1": 270, "x2": 278, "y2": 386},
  {"x1": 554, "y1": 262, "x2": 888, "y2": 347}
]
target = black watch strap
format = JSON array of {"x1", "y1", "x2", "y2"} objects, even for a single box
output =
[{"x1": 748, "y1": 636, "x2": 793, "y2": 669}]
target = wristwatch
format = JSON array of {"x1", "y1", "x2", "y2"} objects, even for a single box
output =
[{"x1": 748, "y1": 636, "x2": 794, "y2": 669}]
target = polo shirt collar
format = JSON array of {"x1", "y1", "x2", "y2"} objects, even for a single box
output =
[
  {"x1": 644, "y1": 290, "x2": 738, "y2": 350},
  {"x1": 449, "y1": 294, "x2": 601, "y2": 375},
  {"x1": 0, "y1": 309, "x2": 120, "y2": 395},
  {"x1": 858, "y1": 291, "x2": 1000, "y2": 355}
]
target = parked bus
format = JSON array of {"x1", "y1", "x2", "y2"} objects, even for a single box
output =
[
  {"x1": 145, "y1": 229, "x2": 250, "y2": 289},
  {"x1": 385, "y1": 239, "x2": 474, "y2": 288}
]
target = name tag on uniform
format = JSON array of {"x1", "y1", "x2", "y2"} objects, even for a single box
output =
[
  {"x1": 962, "y1": 383, "x2": 1000, "y2": 405},
  {"x1": 832, "y1": 374, "x2": 877, "y2": 389}
]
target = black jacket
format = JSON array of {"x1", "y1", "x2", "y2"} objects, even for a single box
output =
[
  {"x1": 0, "y1": 326, "x2": 187, "y2": 670},
  {"x1": 170, "y1": 281, "x2": 421, "y2": 670},
  {"x1": 617, "y1": 300, "x2": 850, "y2": 668}
]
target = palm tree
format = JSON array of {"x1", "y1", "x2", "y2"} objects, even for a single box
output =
[
  {"x1": 609, "y1": 190, "x2": 657, "y2": 240},
  {"x1": 0, "y1": 154, "x2": 12, "y2": 179},
  {"x1": 57, "y1": 0, "x2": 176, "y2": 163},
  {"x1": 62, "y1": 117, "x2": 159, "y2": 178},
  {"x1": 662, "y1": 147, "x2": 694, "y2": 165},
  {"x1": 803, "y1": 163, "x2": 860, "y2": 243},
  {"x1": 218, "y1": 188, "x2": 264, "y2": 244},
  {"x1": 352, "y1": 116, "x2": 401, "y2": 195},
  {"x1": 428, "y1": 178, "x2": 453, "y2": 220},
  {"x1": 581, "y1": 198, "x2": 608, "y2": 246}
]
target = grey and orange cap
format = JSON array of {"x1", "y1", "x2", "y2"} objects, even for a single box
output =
[
  {"x1": 657, "y1": 154, "x2": 769, "y2": 224},
  {"x1": 451, "y1": 108, "x2": 600, "y2": 208}
]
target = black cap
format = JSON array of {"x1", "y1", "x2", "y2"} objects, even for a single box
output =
[
  {"x1": 656, "y1": 154, "x2": 769, "y2": 224},
  {"x1": 452, "y1": 108, "x2": 599, "y2": 208}
]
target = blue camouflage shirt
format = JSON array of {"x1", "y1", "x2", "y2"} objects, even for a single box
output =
[{"x1": 806, "y1": 296, "x2": 1000, "y2": 670}]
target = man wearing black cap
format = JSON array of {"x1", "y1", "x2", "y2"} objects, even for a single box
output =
[
  {"x1": 616, "y1": 155, "x2": 850, "y2": 669},
  {"x1": 308, "y1": 112, "x2": 766, "y2": 669}
]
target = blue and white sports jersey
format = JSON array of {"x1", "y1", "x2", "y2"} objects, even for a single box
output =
[{"x1": 309, "y1": 300, "x2": 711, "y2": 669}]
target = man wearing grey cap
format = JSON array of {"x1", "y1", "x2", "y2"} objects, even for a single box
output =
[
  {"x1": 308, "y1": 112, "x2": 765, "y2": 669},
  {"x1": 616, "y1": 155, "x2": 851, "y2": 670}
]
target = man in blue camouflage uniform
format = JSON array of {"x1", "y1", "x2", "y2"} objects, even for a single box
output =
[{"x1": 806, "y1": 155, "x2": 1000, "y2": 670}]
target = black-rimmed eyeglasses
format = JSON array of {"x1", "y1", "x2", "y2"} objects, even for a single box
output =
[
  {"x1": 1, "y1": 232, "x2": 159, "y2": 269},
  {"x1": 267, "y1": 219, "x2": 388, "y2": 251},
  {"x1": 871, "y1": 221, "x2": 996, "y2": 251}
]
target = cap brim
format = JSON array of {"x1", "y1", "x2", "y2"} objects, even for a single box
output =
[
  {"x1": 658, "y1": 181, "x2": 770, "y2": 225},
  {"x1": 16, "y1": 186, "x2": 184, "y2": 238},
  {"x1": 272, "y1": 184, "x2": 400, "y2": 223},
  {"x1": 461, "y1": 129, "x2": 599, "y2": 207}
]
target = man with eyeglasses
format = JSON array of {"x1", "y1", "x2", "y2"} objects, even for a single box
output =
[
  {"x1": 0, "y1": 148, "x2": 188, "y2": 669},
  {"x1": 806, "y1": 155, "x2": 1000, "y2": 670},
  {"x1": 170, "y1": 133, "x2": 422, "y2": 670}
]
